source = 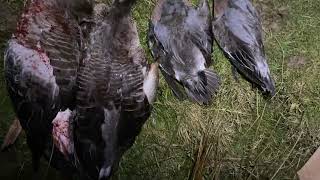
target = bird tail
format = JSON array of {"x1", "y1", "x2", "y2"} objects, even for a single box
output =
[
  {"x1": 232, "y1": 61, "x2": 276, "y2": 97},
  {"x1": 226, "y1": 47, "x2": 276, "y2": 97},
  {"x1": 184, "y1": 69, "x2": 220, "y2": 105},
  {"x1": 259, "y1": 73, "x2": 276, "y2": 97}
]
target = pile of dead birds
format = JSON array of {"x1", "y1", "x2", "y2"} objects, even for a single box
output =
[{"x1": 2, "y1": 0, "x2": 275, "y2": 179}]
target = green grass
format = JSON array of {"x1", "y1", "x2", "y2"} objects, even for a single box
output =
[{"x1": 1, "y1": 0, "x2": 320, "y2": 179}]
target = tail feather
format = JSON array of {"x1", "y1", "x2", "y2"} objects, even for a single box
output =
[
  {"x1": 227, "y1": 50, "x2": 276, "y2": 96},
  {"x1": 260, "y1": 74, "x2": 276, "y2": 96},
  {"x1": 203, "y1": 69, "x2": 220, "y2": 94},
  {"x1": 184, "y1": 69, "x2": 220, "y2": 105}
]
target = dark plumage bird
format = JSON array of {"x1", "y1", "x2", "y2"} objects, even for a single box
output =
[
  {"x1": 73, "y1": 1, "x2": 159, "y2": 179},
  {"x1": 4, "y1": 0, "x2": 93, "y2": 176},
  {"x1": 148, "y1": 0, "x2": 220, "y2": 105},
  {"x1": 212, "y1": 0, "x2": 275, "y2": 96}
]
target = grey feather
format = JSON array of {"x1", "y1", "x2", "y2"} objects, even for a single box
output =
[
  {"x1": 73, "y1": 2, "x2": 157, "y2": 179},
  {"x1": 213, "y1": 0, "x2": 275, "y2": 96},
  {"x1": 148, "y1": 0, "x2": 220, "y2": 105}
]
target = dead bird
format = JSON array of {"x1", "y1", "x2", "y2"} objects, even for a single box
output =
[
  {"x1": 148, "y1": 0, "x2": 220, "y2": 105},
  {"x1": 212, "y1": 0, "x2": 275, "y2": 96},
  {"x1": 4, "y1": 0, "x2": 93, "y2": 177},
  {"x1": 73, "y1": 1, "x2": 159, "y2": 179}
]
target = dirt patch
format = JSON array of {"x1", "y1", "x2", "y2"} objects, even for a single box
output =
[
  {"x1": 287, "y1": 55, "x2": 309, "y2": 68},
  {"x1": 255, "y1": 0, "x2": 289, "y2": 32}
]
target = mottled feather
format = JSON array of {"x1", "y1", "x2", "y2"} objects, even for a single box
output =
[
  {"x1": 73, "y1": 1, "x2": 156, "y2": 179},
  {"x1": 4, "y1": 0, "x2": 93, "y2": 173}
]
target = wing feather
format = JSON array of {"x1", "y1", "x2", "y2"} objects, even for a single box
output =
[{"x1": 213, "y1": 0, "x2": 275, "y2": 95}]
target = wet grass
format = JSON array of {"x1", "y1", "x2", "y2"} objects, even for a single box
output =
[{"x1": 0, "y1": 0, "x2": 320, "y2": 179}]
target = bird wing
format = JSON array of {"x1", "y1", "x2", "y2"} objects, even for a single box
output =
[
  {"x1": 41, "y1": 11, "x2": 81, "y2": 108},
  {"x1": 5, "y1": 1, "x2": 84, "y2": 114},
  {"x1": 74, "y1": 44, "x2": 150, "y2": 180},
  {"x1": 185, "y1": 0, "x2": 212, "y2": 65},
  {"x1": 225, "y1": 6, "x2": 263, "y2": 48},
  {"x1": 213, "y1": 0, "x2": 274, "y2": 94},
  {"x1": 74, "y1": 9, "x2": 151, "y2": 176},
  {"x1": 148, "y1": 21, "x2": 189, "y2": 100},
  {"x1": 216, "y1": 12, "x2": 265, "y2": 87},
  {"x1": 148, "y1": 0, "x2": 217, "y2": 102},
  {"x1": 3, "y1": 0, "x2": 93, "y2": 174},
  {"x1": 4, "y1": 1, "x2": 85, "y2": 164}
]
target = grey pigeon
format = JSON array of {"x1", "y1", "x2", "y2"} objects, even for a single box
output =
[
  {"x1": 212, "y1": 0, "x2": 275, "y2": 96},
  {"x1": 148, "y1": 0, "x2": 220, "y2": 105}
]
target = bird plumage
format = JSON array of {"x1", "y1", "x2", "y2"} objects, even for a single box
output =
[
  {"x1": 148, "y1": 0, "x2": 220, "y2": 105},
  {"x1": 73, "y1": 1, "x2": 159, "y2": 179},
  {"x1": 4, "y1": 0, "x2": 93, "y2": 175},
  {"x1": 212, "y1": 0, "x2": 275, "y2": 96}
]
